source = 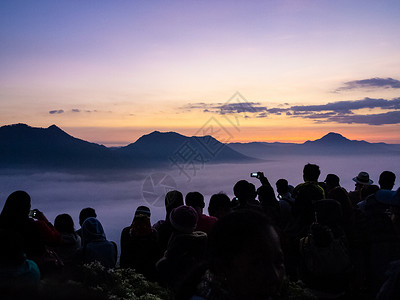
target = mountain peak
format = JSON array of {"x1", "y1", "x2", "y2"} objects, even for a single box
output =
[
  {"x1": 304, "y1": 132, "x2": 351, "y2": 145},
  {"x1": 320, "y1": 132, "x2": 349, "y2": 142}
]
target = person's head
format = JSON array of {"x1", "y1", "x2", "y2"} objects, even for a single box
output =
[
  {"x1": 130, "y1": 214, "x2": 152, "y2": 237},
  {"x1": 134, "y1": 205, "x2": 151, "y2": 218},
  {"x1": 233, "y1": 180, "x2": 252, "y2": 204},
  {"x1": 81, "y1": 217, "x2": 106, "y2": 244},
  {"x1": 328, "y1": 186, "x2": 353, "y2": 212},
  {"x1": 379, "y1": 171, "x2": 396, "y2": 190},
  {"x1": 130, "y1": 205, "x2": 152, "y2": 235},
  {"x1": 276, "y1": 179, "x2": 289, "y2": 196},
  {"x1": 361, "y1": 184, "x2": 380, "y2": 201},
  {"x1": 303, "y1": 163, "x2": 320, "y2": 182},
  {"x1": 353, "y1": 171, "x2": 373, "y2": 191},
  {"x1": 165, "y1": 190, "x2": 184, "y2": 216},
  {"x1": 54, "y1": 213, "x2": 75, "y2": 234},
  {"x1": 208, "y1": 210, "x2": 284, "y2": 299},
  {"x1": 324, "y1": 174, "x2": 340, "y2": 192},
  {"x1": 208, "y1": 192, "x2": 231, "y2": 218},
  {"x1": 185, "y1": 191, "x2": 205, "y2": 211},
  {"x1": 0, "y1": 190, "x2": 31, "y2": 222},
  {"x1": 169, "y1": 205, "x2": 198, "y2": 234},
  {"x1": 79, "y1": 207, "x2": 97, "y2": 226}
]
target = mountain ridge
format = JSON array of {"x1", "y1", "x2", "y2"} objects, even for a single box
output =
[
  {"x1": 0, "y1": 123, "x2": 257, "y2": 170},
  {"x1": 1, "y1": 123, "x2": 399, "y2": 170}
]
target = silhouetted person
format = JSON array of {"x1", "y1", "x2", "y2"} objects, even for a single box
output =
[
  {"x1": 120, "y1": 206, "x2": 160, "y2": 281},
  {"x1": 292, "y1": 163, "x2": 325, "y2": 231},
  {"x1": 233, "y1": 179, "x2": 263, "y2": 211},
  {"x1": 276, "y1": 178, "x2": 295, "y2": 227},
  {"x1": 324, "y1": 173, "x2": 340, "y2": 194},
  {"x1": 0, "y1": 191, "x2": 61, "y2": 274},
  {"x1": 185, "y1": 191, "x2": 217, "y2": 234},
  {"x1": 254, "y1": 172, "x2": 280, "y2": 225},
  {"x1": 208, "y1": 192, "x2": 232, "y2": 219},
  {"x1": 153, "y1": 190, "x2": 184, "y2": 254},
  {"x1": 76, "y1": 207, "x2": 97, "y2": 239},
  {"x1": 157, "y1": 205, "x2": 207, "y2": 294},
  {"x1": 349, "y1": 171, "x2": 373, "y2": 206},
  {"x1": 357, "y1": 176, "x2": 400, "y2": 297},
  {"x1": 378, "y1": 171, "x2": 396, "y2": 190},
  {"x1": 76, "y1": 217, "x2": 117, "y2": 269},
  {"x1": 188, "y1": 210, "x2": 285, "y2": 300},
  {"x1": 52, "y1": 213, "x2": 81, "y2": 265},
  {"x1": 0, "y1": 229, "x2": 40, "y2": 293}
]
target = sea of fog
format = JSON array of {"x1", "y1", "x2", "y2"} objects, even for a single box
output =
[{"x1": 1, "y1": 154, "x2": 399, "y2": 254}]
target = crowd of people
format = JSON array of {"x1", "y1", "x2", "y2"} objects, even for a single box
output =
[{"x1": 1, "y1": 164, "x2": 400, "y2": 300}]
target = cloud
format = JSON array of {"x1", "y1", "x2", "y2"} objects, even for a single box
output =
[
  {"x1": 72, "y1": 109, "x2": 80, "y2": 113},
  {"x1": 324, "y1": 111, "x2": 400, "y2": 125},
  {"x1": 181, "y1": 97, "x2": 400, "y2": 125},
  {"x1": 219, "y1": 102, "x2": 267, "y2": 114},
  {"x1": 290, "y1": 97, "x2": 400, "y2": 114},
  {"x1": 182, "y1": 102, "x2": 268, "y2": 116},
  {"x1": 49, "y1": 110, "x2": 64, "y2": 114},
  {"x1": 336, "y1": 77, "x2": 400, "y2": 91}
]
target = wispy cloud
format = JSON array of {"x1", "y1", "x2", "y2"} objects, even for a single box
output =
[
  {"x1": 181, "y1": 97, "x2": 400, "y2": 125},
  {"x1": 182, "y1": 102, "x2": 268, "y2": 117},
  {"x1": 290, "y1": 97, "x2": 400, "y2": 114},
  {"x1": 49, "y1": 109, "x2": 64, "y2": 114},
  {"x1": 335, "y1": 77, "x2": 400, "y2": 92},
  {"x1": 324, "y1": 111, "x2": 400, "y2": 125}
]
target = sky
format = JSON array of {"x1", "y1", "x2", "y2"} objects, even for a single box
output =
[{"x1": 1, "y1": 0, "x2": 400, "y2": 146}]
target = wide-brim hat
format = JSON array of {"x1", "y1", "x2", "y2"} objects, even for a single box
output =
[
  {"x1": 353, "y1": 171, "x2": 373, "y2": 185},
  {"x1": 376, "y1": 188, "x2": 400, "y2": 206}
]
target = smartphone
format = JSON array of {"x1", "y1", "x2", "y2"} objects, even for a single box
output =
[
  {"x1": 29, "y1": 209, "x2": 37, "y2": 218},
  {"x1": 250, "y1": 172, "x2": 258, "y2": 178}
]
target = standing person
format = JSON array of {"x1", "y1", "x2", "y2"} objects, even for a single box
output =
[
  {"x1": 0, "y1": 191, "x2": 61, "y2": 274},
  {"x1": 187, "y1": 210, "x2": 285, "y2": 300},
  {"x1": 208, "y1": 192, "x2": 232, "y2": 219},
  {"x1": 185, "y1": 191, "x2": 217, "y2": 234},
  {"x1": 324, "y1": 174, "x2": 341, "y2": 195},
  {"x1": 292, "y1": 163, "x2": 325, "y2": 232},
  {"x1": 120, "y1": 206, "x2": 161, "y2": 281},
  {"x1": 348, "y1": 172, "x2": 373, "y2": 207}
]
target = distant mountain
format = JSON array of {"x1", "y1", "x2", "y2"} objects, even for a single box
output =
[
  {"x1": 115, "y1": 130, "x2": 255, "y2": 166},
  {"x1": 229, "y1": 132, "x2": 400, "y2": 158},
  {"x1": 0, "y1": 123, "x2": 117, "y2": 169},
  {"x1": 0, "y1": 124, "x2": 256, "y2": 170}
]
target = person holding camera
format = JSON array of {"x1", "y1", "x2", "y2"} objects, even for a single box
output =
[{"x1": 0, "y1": 190, "x2": 61, "y2": 275}]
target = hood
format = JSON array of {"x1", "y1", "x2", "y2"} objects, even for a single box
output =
[{"x1": 81, "y1": 217, "x2": 106, "y2": 244}]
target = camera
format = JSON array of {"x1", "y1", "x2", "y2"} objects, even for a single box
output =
[{"x1": 250, "y1": 172, "x2": 258, "y2": 178}]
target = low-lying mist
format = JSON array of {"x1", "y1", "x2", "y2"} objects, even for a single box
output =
[{"x1": 1, "y1": 154, "x2": 399, "y2": 249}]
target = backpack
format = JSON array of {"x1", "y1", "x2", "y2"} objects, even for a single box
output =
[{"x1": 299, "y1": 222, "x2": 352, "y2": 277}]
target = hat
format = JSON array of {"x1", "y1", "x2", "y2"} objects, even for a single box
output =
[
  {"x1": 169, "y1": 205, "x2": 198, "y2": 233},
  {"x1": 353, "y1": 171, "x2": 373, "y2": 185},
  {"x1": 376, "y1": 188, "x2": 400, "y2": 206},
  {"x1": 135, "y1": 205, "x2": 151, "y2": 217}
]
